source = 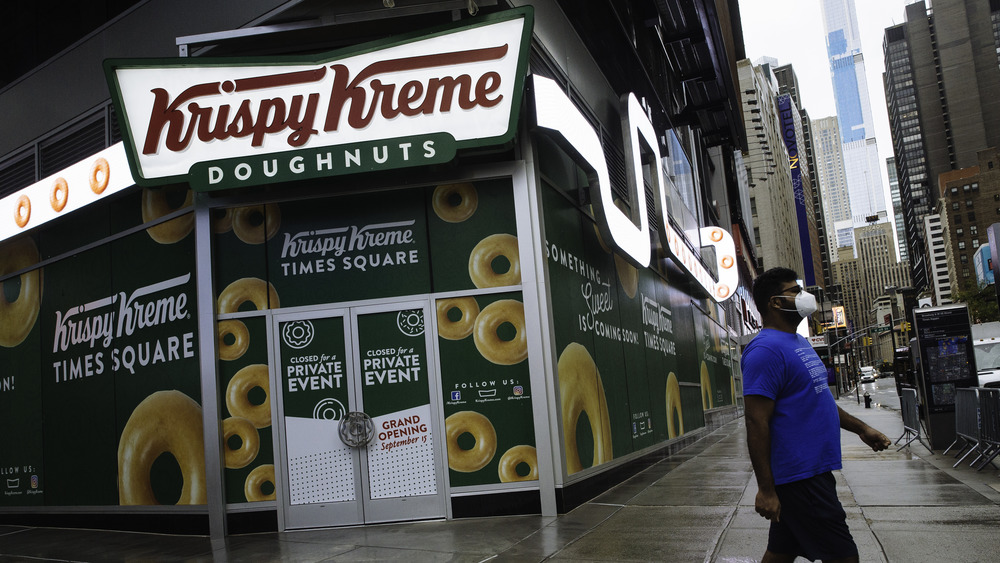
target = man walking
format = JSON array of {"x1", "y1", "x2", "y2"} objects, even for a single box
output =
[{"x1": 742, "y1": 267, "x2": 891, "y2": 563}]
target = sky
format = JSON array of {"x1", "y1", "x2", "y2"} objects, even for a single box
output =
[{"x1": 738, "y1": 0, "x2": 914, "y2": 212}]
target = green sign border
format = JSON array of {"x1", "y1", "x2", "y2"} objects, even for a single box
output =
[{"x1": 104, "y1": 7, "x2": 534, "y2": 188}]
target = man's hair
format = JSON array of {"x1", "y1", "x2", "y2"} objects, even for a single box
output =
[{"x1": 751, "y1": 267, "x2": 800, "y2": 313}]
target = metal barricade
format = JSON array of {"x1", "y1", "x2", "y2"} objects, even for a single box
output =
[
  {"x1": 947, "y1": 388, "x2": 980, "y2": 467},
  {"x1": 895, "y1": 388, "x2": 928, "y2": 451},
  {"x1": 974, "y1": 389, "x2": 1000, "y2": 471}
]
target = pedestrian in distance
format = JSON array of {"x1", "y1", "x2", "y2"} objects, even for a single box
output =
[{"x1": 742, "y1": 267, "x2": 891, "y2": 563}]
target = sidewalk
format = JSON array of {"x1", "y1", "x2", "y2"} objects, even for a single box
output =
[{"x1": 1, "y1": 397, "x2": 998, "y2": 562}]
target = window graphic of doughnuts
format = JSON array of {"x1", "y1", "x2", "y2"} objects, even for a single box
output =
[
  {"x1": 468, "y1": 233, "x2": 521, "y2": 288},
  {"x1": 0, "y1": 236, "x2": 42, "y2": 348},
  {"x1": 141, "y1": 187, "x2": 194, "y2": 244},
  {"x1": 558, "y1": 343, "x2": 613, "y2": 474},
  {"x1": 118, "y1": 390, "x2": 206, "y2": 505},
  {"x1": 473, "y1": 299, "x2": 527, "y2": 365}
]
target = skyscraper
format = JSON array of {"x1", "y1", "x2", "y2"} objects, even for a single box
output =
[
  {"x1": 883, "y1": 0, "x2": 1000, "y2": 292},
  {"x1": 820, "y1": 0, "x2": 889, "y2": 229},
  {"x1": 774, "y1": 63, "x2": 831, "y2": 287},
  {"x1": 811, "y1": 116, "x2": 851, "y2": 257},
  {"x1": 885, "y1": 157, "x2": 907, "y2": 262},
  {"x1": 739, "y1": 59, "x2": 806, "y2": 275}
]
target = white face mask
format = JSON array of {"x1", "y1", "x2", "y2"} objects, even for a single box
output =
[{"x1": 776, "y1": 290, "x2": 818, "y2": 318}]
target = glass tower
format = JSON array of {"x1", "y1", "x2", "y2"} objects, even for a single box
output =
[{"x1": 820, "y1": 0, "x2": 888, "y2": 232}]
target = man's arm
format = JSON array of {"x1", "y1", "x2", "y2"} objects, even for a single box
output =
[
  {"x1": 745, "y1": 394, "x2": 781, "y2": 521},
  {"x1": 838, "y1": 406, "x2": 891, "y2": 451}
]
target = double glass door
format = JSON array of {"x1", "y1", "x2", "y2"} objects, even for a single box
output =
[{"x1": 272, "y1": 301, "x2": 445, "y2": 529}]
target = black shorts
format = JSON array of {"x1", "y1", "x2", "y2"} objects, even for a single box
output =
[{"x1": 767, "y1": 471, "x2": 858, "y2": 561}]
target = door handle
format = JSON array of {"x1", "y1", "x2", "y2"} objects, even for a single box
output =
[{"x1": 339, "y1": 411, "x2": 375, "y2": 447}]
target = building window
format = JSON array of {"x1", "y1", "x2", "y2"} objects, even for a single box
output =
[
  {"x1": 960, "y1": 253, "x2": 968, "y2": 262},
  {"x1": 963, "y1": 184, "x2": 971, "y2": 192},
  {"x1": 967, "y1": 199, "x2": 974, "y2": 208},
  {"x1": 952, "y1": 187, "x2": 960, "y2": 194},
  {"x1": 972, "y1": 182, "x2": 979, "y2": 190},
  {"x1": 959, "y1": 241, "x2": 966, "y2": 250},
  {"x1": 971, "y1": 225, "x2": 978, "y2": 235},
  {"x1": 973, "y1": 239, "x2": 980, "y2": 248},
  {"x1": 955, "y1": 215, "x2": 962, "y2": 224},
  {"x1": 969, "y1": 212, "x2": 976, "y2": 221},
  {"x1": 963, "y1": 268, "x2": 970, "y2": 277},
  {"x1": 956, "y1": 202, "x2": 962, "y2": 210},
  {"x1": 957, "y1": 228, "x2": 964, "y2": 236}
]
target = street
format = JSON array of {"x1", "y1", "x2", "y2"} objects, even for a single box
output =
[{"x1": 855, "y1": 376, "x2": 902, "y2": 410}]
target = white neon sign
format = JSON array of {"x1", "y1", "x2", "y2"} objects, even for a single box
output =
[{"x1": 532, "y1": 75, "x2": 738, "y2": 302}]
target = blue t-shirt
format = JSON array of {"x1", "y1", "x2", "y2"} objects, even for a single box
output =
[{"x1": 741, "y1": 329, "x2": 841, "y2": 485}]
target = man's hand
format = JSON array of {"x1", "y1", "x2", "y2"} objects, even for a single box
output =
[
  {"x1": 860, "y1": 427, "x2": 891, "y2": 451},
  {"x1": 755, "y1": 488, "x2": 781, "y2": 521}
]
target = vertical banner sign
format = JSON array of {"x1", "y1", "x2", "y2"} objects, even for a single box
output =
[
  {"x1": 356, "y1": 309, "x2": 436, "y2": 499},
  {"x1": 278, "y1": 316, "x2": 355, "y2": 505},
  {"x1": 778, "y1": 94, "x2": 815, "y2": 286}
]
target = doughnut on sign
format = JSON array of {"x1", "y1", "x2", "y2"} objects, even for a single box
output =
[
  {"x1": 104, "y1": 8, "x2": 533, "y2": 191},
  {"x1": 530, "y1": 75, "x2": 738, "y2": 303}
]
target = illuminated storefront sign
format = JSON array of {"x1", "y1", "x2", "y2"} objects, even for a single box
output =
[
  {"x1": 531, "y1": 75, "x2": 738, "y2": 303},
  {"x1": 106, "y1": 8, "x2": 533, "y2": 189}
]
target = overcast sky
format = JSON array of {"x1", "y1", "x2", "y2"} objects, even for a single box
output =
[{"x1": 738, "y1": 0, "x2": 914, "y2": 204}]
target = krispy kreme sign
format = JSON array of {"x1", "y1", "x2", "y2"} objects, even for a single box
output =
[
  {"x1": 531, "y1": 75, "x2": 738, "y2": 303},
  {"x1": 105, "y1": 8, "x2": 533, "y2": 190}
]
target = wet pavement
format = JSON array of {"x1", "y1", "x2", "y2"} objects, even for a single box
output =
[{"x1": 2, "y1": 390, "x2": 998, "y2": 562}]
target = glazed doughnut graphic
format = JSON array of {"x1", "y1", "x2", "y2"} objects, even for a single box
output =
[
  {"x1": 226, "y1": 364, "x2": 271, "y2": 429},
  {"x1": 245, "y1": 464, "x2": 276, "y2": 501},
  {"x1": 212, "y1": 208, "x2": 234, "y2": 234},
  {"x1": 117, "y1": 390, "x2": 206, "y2": 505},
  {"x1": 436, "y1": 297, "x2": 480, "y2": 340},
  {"x1": 14, "y1": 195, "x2": 30, "y2": 228},
  {"x1": 445, "y1": 411, "x2": 497, "y2": 472},
  {"x1": 498, "y1": 445, "x2": 538, "y2": 482},
  {"x1": 665, "y1": 372, "x2": 684, "y2": 439},
  {"x1": 473, "y1": 299, "x2": 527, "y2": 365},
  {"x1": 89, "y1": 157, "x2": 110, "y2": 194},
  {"x1": 432, "y1": 182, "x2": 478, "y2": 223},
  {"x1": 232, "y1": 204, "x2": 281, "y2": 245},
  {"x1": 614, "y1": 253, "x2": 638, "y2": 299},
  {"x1": 222, "y1": 416, "x2": 260, "y2": 469},
  {"x1": 141, "y1": 187, "x2": 194, "y2": 244},
  {"x1": 0, "y1": 237, "x2": 42, "y2": 348},
  {"x1": 217, "y1": 320, "x2": 249, "y2": 361},
  {"x1": 218, "y1": 277, "x2": 279, "y2": 313},
  {"x1": 701, "y1": 361, "x2": 713, "y2": 411},
  {"x1": 558, "y1": 343, "x2": 613, "y2": 474},
  {"x1": 50, "y1": 178, "x2": 68, "y2": 212},
  {"x1": 469, "y1": 233, "x2": 521, "y2": 288}
]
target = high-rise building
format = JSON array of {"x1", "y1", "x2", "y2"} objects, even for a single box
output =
[
  {"x1": 812, "y1": 116, "x2": 851, "y2": 256},
  {"x1": 819, "y1": 0, "x2": 889, "y2": 232},
  {"x1": 936, "y1": 147, "x2": 1000, "y2": 295},
  {"x1": 924, "y1": 214, "x2": 954, "y2": 305},
  {"x1": 774, "y1": 63, "x2": 831, "y2": 287},
  {"x1": 739, "y1": 59, "x2": 805, "y2": 275},
  {"x1": 886, "y1": 157, "x2": 907, "y2": 262},
  {"x1": 883, "y1": 0, "x2": 1000, "y2": 292}
]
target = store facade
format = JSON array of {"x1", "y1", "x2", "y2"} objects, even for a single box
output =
[{"x1": 0, "y1": 0, "x2": 751, "y2": 537}]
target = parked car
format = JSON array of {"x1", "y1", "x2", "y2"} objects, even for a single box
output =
[{"x1": 860, "y1": 373, "x2": 876, "y2": 384}]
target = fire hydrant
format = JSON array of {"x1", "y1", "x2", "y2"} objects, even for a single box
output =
[{"x1": 864, "y1": 392, "x2": 872, "y2": 408}]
